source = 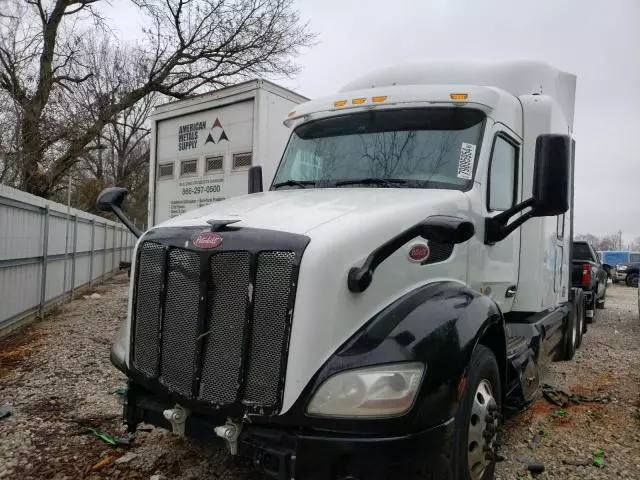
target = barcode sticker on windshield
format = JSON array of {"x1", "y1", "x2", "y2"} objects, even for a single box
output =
[{"x1": 457, "y1": 143, "x2": 476, "y2": 180}]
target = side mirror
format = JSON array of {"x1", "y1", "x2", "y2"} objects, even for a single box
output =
[
  {"x1": 96, "y1": 187, "x2": 142, "y2": 238},
  {"x1": 97, "y1": 186, "x2": 128, "y2": 213},
  {"x1": 532, "y1": 134, "x2": 570, "y2": 216},
  {"x1": 248, "y1": 165, "x2": 263, "y2": 194},
  {"x1": 485, "y1": 133, "x2": 571, "y2": 244}
]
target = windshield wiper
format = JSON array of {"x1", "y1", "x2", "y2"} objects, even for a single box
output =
[
  {"x1": 334, "y1": 177, "x2": 408, "y2": 187},
  {"x1": 272, "y1": 179, "x2": 317, "y2": 189}
]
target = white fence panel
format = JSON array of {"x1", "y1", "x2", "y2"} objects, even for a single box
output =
[{"x1": 0, "y1": 184, "x2": 137, "y2": 331}]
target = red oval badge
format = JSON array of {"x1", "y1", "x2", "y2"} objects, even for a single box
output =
[
  {"x1": 408, "y1": 243, "x2": 430, "y2": 262},
  {"x1": 193, "y1": 232, "x2": 223, "y2": 249}
]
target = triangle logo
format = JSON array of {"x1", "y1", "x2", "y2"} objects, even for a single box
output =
[
  {"x1": 212, "y1": 118, "x2": 222, "y2": 128},
  {"x1": 205, "y1": 133, "x2": 216, "y2": 144},
  {"x1": 218, "y1": 130, "x2": 229, "y2": 142}
]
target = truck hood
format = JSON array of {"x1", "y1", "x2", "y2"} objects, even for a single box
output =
[
  {"x1": 151, "y1": 188, "x2": 468, "y2": 236},
  {"x1": 141, "y1": 188, "x2": 473, "y2": 415}
]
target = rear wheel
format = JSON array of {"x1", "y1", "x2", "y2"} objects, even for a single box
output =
[
  {"x1": 564, "y1": 300, "x2": 580, "y2": 360},
  {"x1": 585, "y1": 292, "x2": 596, "y2": 324},
  {"x1": 575, "y1": 291, "x2": 585, "y2": 348},
  {"x1": 596, "y1": 282, "x2": 606, "y2": 309},
  {"x1": 627, "y1": 273, "x2": 639, "y2": 288},
  {"x1": 454, "y1": 345, "x2": 502, "y2": 480}
]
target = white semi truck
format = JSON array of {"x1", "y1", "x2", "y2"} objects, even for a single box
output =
[
  {"x1": 98, "y1": 59, "x2": 583, "y2": 480},
  {"x1": 148, "y1": 79, "x2": 308, "y2": 226}
]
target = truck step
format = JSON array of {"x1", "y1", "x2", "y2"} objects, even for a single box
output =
[{"x1": 506, "y1": 336, "x2": 529, "y2": 358}]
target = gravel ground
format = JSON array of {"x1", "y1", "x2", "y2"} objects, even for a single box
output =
[
  {"x1": 495, "y1": 283, "x2": 640, "y2": 480},
  {"x1": 0, "y1": 273, "x2": 638, "y2": 480}
]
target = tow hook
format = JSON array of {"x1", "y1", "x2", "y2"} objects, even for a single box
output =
[
  {"x1": 214, "y1": 418, "x2": 242, "y2": 455},
  {"x1": 162, "y1": 404, "x2": 190, "y2": 436}
]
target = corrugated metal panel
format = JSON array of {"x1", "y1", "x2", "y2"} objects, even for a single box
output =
[
  {"x1": 75, "y1": 256, "x2": 91, "y2": 287},
  {"x1": 0, "y1": 263, "x2": 42, "y2": 320},
  {"x1": 76, "y1": 221, "x2": 92, "y2": 252},
  {"x1": 92, "y1": 253, "x2": 104, "y2": 280},
  {"x1": 0, "y1": 203, "x2": 43, "y2": 260},
  {"x1": 0, "y1": 184, "x2": 137, "y2": 331}
]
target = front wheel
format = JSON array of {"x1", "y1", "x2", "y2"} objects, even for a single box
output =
[
  {"x1": 627, "y1": 273, "x2": 639, "y2": 288},
  {"x1": 454, "y1": 345, "x2": 502, "y2": 480}
]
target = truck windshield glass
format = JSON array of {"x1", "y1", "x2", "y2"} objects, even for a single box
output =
[{"x1": 272, "y1": 108, "x2": 485, "y2": 190}]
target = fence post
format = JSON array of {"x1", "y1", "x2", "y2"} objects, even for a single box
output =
[
  {"x1": 113, "y1": 225, "x2": 118, "y2": 271},
  {"x1": 103, "y1": 223, "x2": 108, "y2": 279},
  {"x1": 71, "y1": 215, "x2": 78, "y2": 298},
  {"x1": 89, "y1": 219, "x2": 95, "y2": 284},
  {"x1": 118, "y1": 227, "x2": 123, "y2": 269},
  {"x1": 40, "y1": 205, "x2": 50, "y2": 317}
]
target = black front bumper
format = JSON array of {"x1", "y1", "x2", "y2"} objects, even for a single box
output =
[{"x1": 123, "y1": 386, "x2": 456, "y2": 480}]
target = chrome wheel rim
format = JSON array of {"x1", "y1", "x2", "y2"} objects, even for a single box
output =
[
  {"x1": 573, "y1": 314, "x2": 579, "y2": 346},
  {"x1": 467, "y1": 379, "x2": 498, "y2": 480}
]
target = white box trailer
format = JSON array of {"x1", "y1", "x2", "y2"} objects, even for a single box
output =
[{"x1": 148, "y1": 79, "x2": 308, "y2": 226}]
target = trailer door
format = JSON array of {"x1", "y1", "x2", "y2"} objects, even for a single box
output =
[{"x1": 154, "y1": 99, "x2": 254, "y2": 224}]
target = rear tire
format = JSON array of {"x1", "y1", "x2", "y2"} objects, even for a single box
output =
[
  {"x1": 575, "y1": 291, "x2": 585, "y2": 349},
  {"x1": 454, "y1": 345, "x2": 502, "y2": 480},
  {"x1": 563, "y1": 300, "x2": 580, "y2": 360},
  {"x1": 627, "y1": 273, "x2": 639, "y2": 288},
  {"x1": 584, "y1": 292, "x2": 596, "y2": 324},
  {"x1": 596, "y1": 284, "x2": 606, "y2": 309}
]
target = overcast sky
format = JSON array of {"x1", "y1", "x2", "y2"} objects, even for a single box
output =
[{"x1": 107, "y1": 0, "x2": 640, "y2": 242}]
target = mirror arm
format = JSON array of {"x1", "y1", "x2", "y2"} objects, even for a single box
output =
[
  {"x1": 348, "y1": 224, "x2": 422, "y2": 293},
  {"x1": 484, "y1": 198, "x2": 535, "y2": 245},
  {"x1": 349, "y1": 215, "x2": 475, "y2": 293},
  {"x1": 111, "y1": 204, "x2": 142, "y2": 238}
]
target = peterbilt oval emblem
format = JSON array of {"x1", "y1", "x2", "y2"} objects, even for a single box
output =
[
  {"x1": 408, "y1": 243, "x2": 430, "y2": 262},
  {"x1": 193, "y1": 232, "x2": 223, "y2": 249}
]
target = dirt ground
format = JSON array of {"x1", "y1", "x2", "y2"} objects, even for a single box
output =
[{"x1": 0, "y1": 273, "x2": 638, "y2": 480}]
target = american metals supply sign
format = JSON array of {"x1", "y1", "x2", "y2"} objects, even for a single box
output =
[{"x1": 155, "y1": 99, "x2": 254, "y2": 223}]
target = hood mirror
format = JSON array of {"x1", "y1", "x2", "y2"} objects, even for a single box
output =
[{"x1": 96, "y1": 187, "x2": 142, "y2": 238}]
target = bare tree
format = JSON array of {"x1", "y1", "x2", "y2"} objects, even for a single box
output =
[
  {"x1": 575, "y1": 233, "x2": 623, "y2": 251},
  {"x1": 0, "y1": 0, "x2": 314, "y2": 198}
]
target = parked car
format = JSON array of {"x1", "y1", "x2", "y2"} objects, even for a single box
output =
[
  {"x1": 572, "y1": 241, "x2": 607, "y2": 321},
  {"x1": 615, "y1": 262, "x2": 640, "y2": 287}
]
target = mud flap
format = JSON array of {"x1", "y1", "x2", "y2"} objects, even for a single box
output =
[{"x1": 505, "y1": 336, "x2": 539, "y2": 414}]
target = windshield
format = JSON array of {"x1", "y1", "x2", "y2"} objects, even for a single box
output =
[{"x1": 271, "y1": 108, "x2": 485, "y2": 190}]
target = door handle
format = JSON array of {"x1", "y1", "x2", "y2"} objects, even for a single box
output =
[{"x1": 506, "y1": 285, "x2": 518, "y2": 298}]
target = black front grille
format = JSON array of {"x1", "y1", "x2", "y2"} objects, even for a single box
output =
[
  {"x1": 244, "y1": 251, "x2": 295, "y2": 406},
  {"x1": 132, "y1": 242, "x2": 164, "y2": 377},
  {"x1": 159, "y1": 249, "x2": 201, "y2": 397},
  {"x1": 131, "y1": 230, "x2": 307, "y2": 414},
  {"x1": 199, "y1": 252, "x2": 250, "y2": 404}
]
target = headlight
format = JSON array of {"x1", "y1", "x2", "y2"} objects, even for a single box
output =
[{"x1": 306, "y1": 362, "x2": 425, "y2": 418}]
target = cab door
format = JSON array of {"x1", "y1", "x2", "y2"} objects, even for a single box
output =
[{"x1": 482, "y1": 127, "x2": 521, "y2": 313}]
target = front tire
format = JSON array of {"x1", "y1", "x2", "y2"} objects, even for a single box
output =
[
  {"x1": 627, "y1": 273, "x2": 639, "y2": 288},
  {"x1": 454, "y1": 345, "x2": 502, "y2": 480}
]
